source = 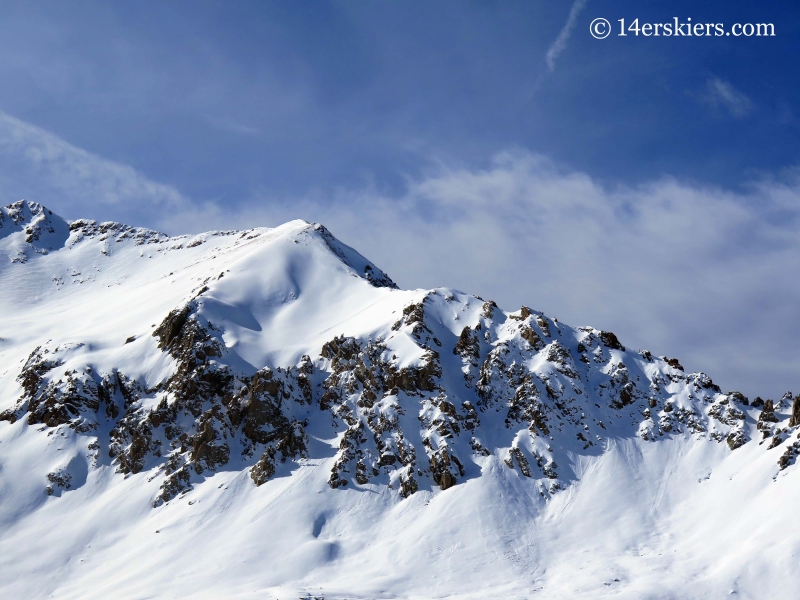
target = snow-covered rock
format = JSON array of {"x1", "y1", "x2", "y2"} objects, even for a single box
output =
[{"x1": 1, "y1": 200, "x2": 798, "y2": 599}]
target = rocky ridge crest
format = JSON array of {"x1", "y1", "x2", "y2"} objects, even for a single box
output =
[{"x1": 4, "y1": 288, "x2": 797, "y2": 503}]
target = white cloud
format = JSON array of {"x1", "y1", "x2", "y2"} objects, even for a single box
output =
[
  {"x1": 545, "y1": 0, "x2": 590, "y2": 72},
  {"x1": 702, "y1": 77, "x2": 753, "y2": 117},
  {"x1": 0, "y1": 111, "x2": 189, "y2": 213}
]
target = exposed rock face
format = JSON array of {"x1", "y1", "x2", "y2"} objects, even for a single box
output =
[
  {"x1": 779, "y1": 440, "x2": 800, "y2": 470},
  {"x1": 46, "y1": 468, "x2": 73, "y2": 496},
  {"x1": 108, "y1": 302, "x2": 238, "y2": 492},
  {"x1": 141, "y1": 303, "x2": 314, "y2": 504},
  {"x1": 709, "y1": 392, "x2": 747, "y2": 447},
  {"x1": 757, "y1": 400, "x2": 780, "y2": 440},
  {"x1": 454, "y1": 325, "x2": 481, "y2": 362},
  {"x1": 727, "y1": 430, "x2": 747, "y2": 450},
  {"x1": 599, "y1": 331, "x2": 624, "y2": 351},
  {"x1": 319, "y1": 332, "x2": 446, "y2": 495},
  {"x1": 237, "y1": 365, "x2": 311, "y2": 486},
  {"x1": 789, "y1": 395, "x2": 800, "y2": 428},
  {"x1": 68, "y1": 219, "x2": 168, "y2": 249},
  {"x1": 0, "y1": 344, "x2": 120, "y2": 432}
]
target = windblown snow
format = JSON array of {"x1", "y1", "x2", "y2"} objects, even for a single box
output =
[{"x1": 1, "y1": 200, "x2": 798, "y2": 599}]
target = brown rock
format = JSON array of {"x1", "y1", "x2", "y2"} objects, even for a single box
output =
[{"x1": 789, "y1": 395, "x2": 800, "y2": 428}]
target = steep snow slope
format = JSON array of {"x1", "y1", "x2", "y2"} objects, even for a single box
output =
[{"x1": 1, "y1": 200, "x2": 799, "y2": 599}]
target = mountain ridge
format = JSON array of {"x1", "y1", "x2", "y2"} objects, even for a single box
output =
[{"x1": 1, "y1": 200, "x2": 798, "y2": 599}]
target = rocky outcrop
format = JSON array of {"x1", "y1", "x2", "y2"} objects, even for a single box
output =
[
  {"x1": 789, "y1": 395, "x2": 800, "y2": 428},
  {"x1": 454, "y1": 325, "x2": 481, "y2": 362},
  {"x1": 0, "y1": 344, "x2": 121, "y2": 432},
  {"x1": 46, "y1": 468, "x2": 73, "y2": 496},
  {"x1": 95, "y1": 301, "x2": 317, "y2": 505},
  {"x1": 236, "y1": 365, "x2": 311, "y2": 485},
  {"x1": 68, "y1": 219, "x2": 168, "y2": 248},
  {"x1": 708, "y1": 392, "x2": 748, "y2": 449},
  {"x1": 757, "y1": 400, "x2": 779, "y2": 440},
  {"x1": 599, "y1": 331, "x2": 624, "y2": 351},
  {"x1": 321, "y1": 335, "x2": 439, "y2": 495}
]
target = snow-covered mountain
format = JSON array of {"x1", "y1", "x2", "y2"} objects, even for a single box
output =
[{"x1": 1, "y1": 199, "x2": 798, "y2": 599}]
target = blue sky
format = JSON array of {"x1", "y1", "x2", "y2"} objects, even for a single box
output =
[{"x1": 1, "y1": 1, "x2": 799, "y2": 398}]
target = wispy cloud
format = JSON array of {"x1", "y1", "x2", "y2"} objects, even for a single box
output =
[
  {"x1": 206, "y1": 116, "x2": 261, "y2": 136},
  {"x1": 545, "y1": 0, "x2": 590, "y2": 72},
  {"x1": 702, "y1": 77, "x2": 753, "y2": 117},
  {"x1": 0, "y1": 111, "x2": 189, "y2": 212}
]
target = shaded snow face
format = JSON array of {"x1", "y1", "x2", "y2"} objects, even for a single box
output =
[{"x1": 1, "y1": 200, "x2": 799, "y2": 599}]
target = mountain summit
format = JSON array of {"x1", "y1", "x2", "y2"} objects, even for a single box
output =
[{"x1": 1, "y1": 200, "x2": 798, "y2": 599}]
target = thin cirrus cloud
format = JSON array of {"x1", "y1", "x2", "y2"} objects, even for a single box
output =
[
  {"x1": 545, "y1": 0, "x2": 590, "y2": 72},
  {"x1": 702, "y1": 77, "x2": 754, "y2": 117},
  {"x1": 0, "y1": 111, "x2": 189, "y2": 214}
]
